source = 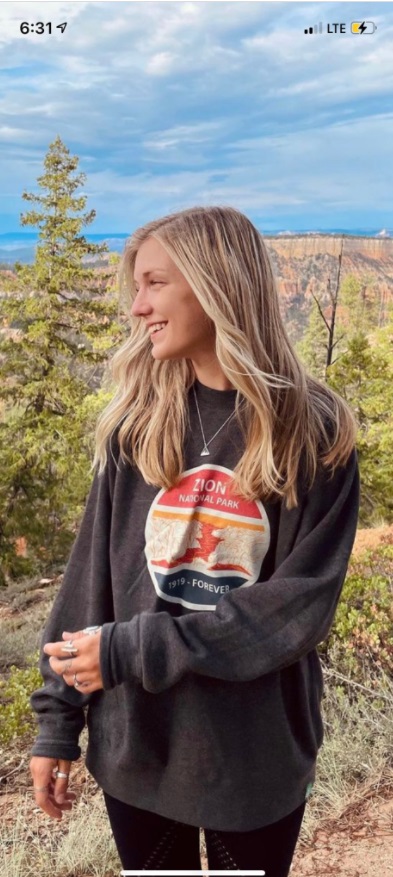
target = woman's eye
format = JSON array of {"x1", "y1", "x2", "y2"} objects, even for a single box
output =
[{"x1": 134, "y1": 281, "x2": 164, "y2": 292}]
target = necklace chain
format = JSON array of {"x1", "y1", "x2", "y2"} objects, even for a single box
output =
[{"x1": 192, "y1": 384, "x2": 239, "y2": 456}]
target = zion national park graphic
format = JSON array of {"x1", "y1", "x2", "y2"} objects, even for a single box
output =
[{"x1": 145, "y1": 464, "x2": 270, "y2": 610}]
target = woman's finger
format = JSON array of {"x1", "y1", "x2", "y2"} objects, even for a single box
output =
[
  {"x1": 64, "y1": 675, "x2": 102, "y2": 694},
  {"x1": 45, "y1": 642, "x2": 81, "y2": 659},
  {"x1": 62, "y1": 626, "x2": 102, "y2": 639},
  {"x1": 43, "y1": 634, "x2": 103, "y2": 692},
  {"x1": 49, "y1": 657, "x2": 97, "y2": 683},
  {"x1": 31, "y1": 757, "x2": 74, "y2": 820},
  {"x1": 34, "y1": 784, "x2": 64, "y2": 820},
  {"x1": 53, "y1": 760, "x2": 73, "y2": 805},
  {"x1": 48, "y1": 656, "x2": 76, "y2": 677},
  {"x1": 62, "y1": 670, "x2": 93, "y2": 688}
]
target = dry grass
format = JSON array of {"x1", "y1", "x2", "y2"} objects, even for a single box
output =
[
  {"x1": 299, "y1": 660, "x2": 393, "y2": 844},
  {"x1": 0, "y1": 785, "x2": 119, "y2": 877},
  {"x1": 0, "y1": 728, "x2": 120, "y2": 877}
]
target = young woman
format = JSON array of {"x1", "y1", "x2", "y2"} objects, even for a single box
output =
[{"x1": 30, "y1": 206, "x2": 360, "y2": 876}]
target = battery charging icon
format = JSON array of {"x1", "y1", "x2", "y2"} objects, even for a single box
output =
[{"x1": 351, "y1": 21, "x2": 377, "y2": 34}]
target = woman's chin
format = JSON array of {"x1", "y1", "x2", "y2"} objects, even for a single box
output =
[
  {"x1": 151, "y1": 341, "x2": 183, "y2": 359},
  {"x1": 151, "y1": 346, "x2": 173, "y2": 359}
]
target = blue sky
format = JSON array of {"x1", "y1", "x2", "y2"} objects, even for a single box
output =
[{"x1": 0, "y1": 1, "x2": 392, "y2": 235}]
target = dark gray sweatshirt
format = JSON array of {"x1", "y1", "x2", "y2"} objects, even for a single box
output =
[{"x1": 31, "y1": 379, "x2": 360, "y2": 831}]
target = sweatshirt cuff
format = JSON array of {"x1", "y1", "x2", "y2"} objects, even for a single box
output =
[
  {"x1": 100, "y1": 618, "x2": 142, "y2": 690},
  {"x1": 31, "y1": 740, "x2": 81, "y2": 760}
]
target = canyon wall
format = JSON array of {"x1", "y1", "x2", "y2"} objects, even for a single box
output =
[{"x1": 263, "y1": 236, "x2": 393, "y2": 341}]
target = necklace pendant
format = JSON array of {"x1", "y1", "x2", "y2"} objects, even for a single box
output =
[{"x1": 201, "y1": 446, "x2": 210, "y2": 456}]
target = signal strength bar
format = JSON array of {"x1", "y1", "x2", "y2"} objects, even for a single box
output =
[{"x1": 304, "y1": 23, "x2": 323, "y2": 34}]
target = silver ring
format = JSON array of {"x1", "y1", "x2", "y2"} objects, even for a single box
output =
[
  {"x1": 73, "y1": 673, "x2": 80, "y2": 688},
  {"x1": 56, "y1": 771, "x2": 69, "y2": 779},
  {"x1": 82, "y1": 625, "x2": 102, "y2": 636},
  {"x1": 61, "y1": 641, "x2": 79, "y2": 655}
]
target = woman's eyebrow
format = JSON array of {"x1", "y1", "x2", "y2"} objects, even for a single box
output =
[{"x1": 134, "y1": 269, "x2": 168, "y2": 281}]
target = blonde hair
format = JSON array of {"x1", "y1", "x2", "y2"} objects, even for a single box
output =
[{"x1": 92, "y1": 205, "x2": 357, "y2": 508}]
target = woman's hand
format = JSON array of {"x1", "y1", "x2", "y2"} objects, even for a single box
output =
[
  {"x1": 43, "y1": 628, "x2": 103, "y2": 695},
  {"x1": 30, "y1": 756, "x2": 76, "y2": 819}
]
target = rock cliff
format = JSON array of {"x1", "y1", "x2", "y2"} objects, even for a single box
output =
[{"x1": 264, "y1": 236, "x2": 393, "y2": 341}]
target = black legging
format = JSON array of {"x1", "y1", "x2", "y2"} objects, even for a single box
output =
[{"x1": 104, "y1": 791, "x2": 306, "y2": 876}]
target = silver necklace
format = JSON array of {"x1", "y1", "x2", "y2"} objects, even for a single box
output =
[{"x1": 192, "y1": 384, "x2": 238, "y2": 456}]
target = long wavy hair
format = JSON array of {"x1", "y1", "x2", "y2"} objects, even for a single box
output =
[{"x1": 92, "y1": 205, "x2": 357, "y2": 508}]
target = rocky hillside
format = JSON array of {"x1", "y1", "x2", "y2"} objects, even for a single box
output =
[{"x1": 264, "y1": 236, "x2": 393, "y2": 341}]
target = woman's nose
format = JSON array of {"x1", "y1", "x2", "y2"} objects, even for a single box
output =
[{"x1": 131, "y1": 287, "x2": 148, "y2": 316}]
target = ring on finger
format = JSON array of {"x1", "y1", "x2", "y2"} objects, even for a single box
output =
[
  {"x1": 61, "y1": 640, "x2": 79, "y2": 655},
  {"x1": 82, "y1": 626, "x2": 101, "y2": 636},
  {"x1": 73, "y1": 673, "x2": 80, "y2": 688},
  {"x1": 56, "y1": 771, "x2": 69, "y2": 779}
]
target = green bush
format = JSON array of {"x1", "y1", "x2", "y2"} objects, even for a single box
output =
[
  {"x1": 319, "y1": 542, "x2": 393, "y2": 683},
  {"x1": 0, "y1": 653, "x2": 42, "y2": 744}
]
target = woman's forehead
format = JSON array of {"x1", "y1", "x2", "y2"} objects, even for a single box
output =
[{"x1": 134, "y1": 237, "x2": 177, "y2": 278}]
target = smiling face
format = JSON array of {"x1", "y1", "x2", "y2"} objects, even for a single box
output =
[{"x1": 131, "y1": 236, "x2": 230, "y2": 386}]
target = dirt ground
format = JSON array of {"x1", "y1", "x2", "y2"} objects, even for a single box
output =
[
  {"x1": 290, "y1": 790, "x2": 393, "y2": 875},
  {"x1": 201, "y1": 785, "x2": 393, "y2": 876}
]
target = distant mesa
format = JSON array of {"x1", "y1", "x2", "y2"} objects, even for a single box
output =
[{"x1": 0, "y1": 230, "x2": 392, "y2": 265}]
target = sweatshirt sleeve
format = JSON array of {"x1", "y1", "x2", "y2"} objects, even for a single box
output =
[
  {"x1": 100, "y1": 447, "x2": 360, "y2": 693},
  {"x1": 30, "y1": 436, "x2": 118, "y2": 760}
]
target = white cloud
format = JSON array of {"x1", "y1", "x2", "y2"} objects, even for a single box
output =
[
  {"x1": 0, "y1": 125, "x2": 31, "y2": 140},
  {"x1": 0, "y1": 1, "x2": 391, "y2": 232},
  {"x1": 146, "y1": 51, "x2": 177, "y2": 76},
  {"x1": 143, "y1": 122, "x2": 223, "y2": 150}
]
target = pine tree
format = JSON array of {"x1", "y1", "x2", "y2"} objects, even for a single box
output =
[
  {"x1": 296, "y1": 295, "x2": 328, "y2": 380},
  {"x1": 0, "y1": 137, "x2": 123, "y2": 584},
  {"x1": 327, "y1": 329, "x2": 393, "y2": 525},
  {"x1": 334, "y1": 273, "x2": 381, "y2": 348}
]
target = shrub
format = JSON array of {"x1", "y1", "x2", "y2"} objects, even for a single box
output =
[
  {"x1": 319, "y1": 543, "x2": 393, "y2": 684},
  {"x1": 0, "y1": 654, "x2": 42, "y2": 744}
]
